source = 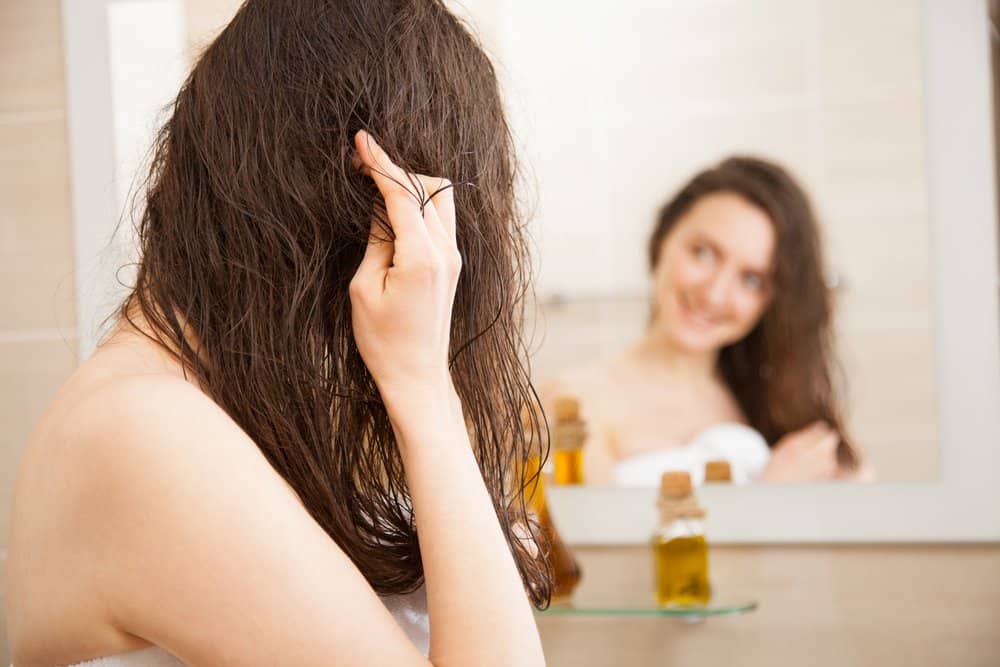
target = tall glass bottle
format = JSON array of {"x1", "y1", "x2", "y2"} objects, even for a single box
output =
[
  {"x1": 651, "y1": 471, "x2": 711, "y2": 606},
  {"x1": 551, "y1": 396, "x2": 586, "y2": 485},
  {"x1": 522, "y1": 407, "x2": 582, "y2": 602}
]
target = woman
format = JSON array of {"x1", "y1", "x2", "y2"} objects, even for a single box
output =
[
  {"x1": 544, "y1": 156, "x2": 867, "y2": 486},
  {"x1": 7, "y1": 1, "x2": 548, "y2": 665}
]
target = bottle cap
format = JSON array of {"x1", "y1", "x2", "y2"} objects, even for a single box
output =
[
  {"x1": 704, "y1": 460, "x2": 732, "y2": 483},
  {"x1": 553, "y1": 396, "x2": 580, "y2": 422},
  {"x1": 658, "y1": 471, "x2": 692, "y2": 499}
]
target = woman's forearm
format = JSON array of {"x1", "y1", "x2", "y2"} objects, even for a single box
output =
[{"x1": 383, "y1": 382, "x2": 545, "y2": 667}]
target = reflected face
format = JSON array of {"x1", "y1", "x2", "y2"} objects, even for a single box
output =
[{"x1": 652, "y1": 192, "x2": 776, "y2": 353}]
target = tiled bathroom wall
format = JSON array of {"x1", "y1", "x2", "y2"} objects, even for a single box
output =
[
  {"x1": 0, "y1": 2, "x2": 80, "y2": 661},
  {"x1": 0, "y1": 1, "x2": 79, "y2": 549}
]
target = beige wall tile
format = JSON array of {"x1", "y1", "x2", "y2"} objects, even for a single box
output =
[
  {"x1": 0, "y1": 548, "x2": 6, "y2": 666},
  {"x1": 0, "y1": 338, "x2": 79, "y2": 548},
  {"x1": 820, "y1": 0, "x2": 923, "y2": 103},
  {"x1": 603, "y1": 0, "x2": 819, "y2": 104},
  {"x1": 0, "y1": 118, "x2": 76, "y2": 333},
  {"x1": 827, "y1": 214, "x2": 932, "y2": 314},
  {"x1": 0, "y1": 0, "x2": 66, "y2": 115},
  {"x1": 838, "y1": 325, "x2": 938, "y2": 479}
]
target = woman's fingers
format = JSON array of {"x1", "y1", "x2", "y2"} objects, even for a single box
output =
[
  {"x1": 356, "y1": 217, "x2": 395, "y2": 280},
  {"x1": 416, "y1": 174, "x2": 456, "y2": 240},
  {"x1": 353, "y1": 131, "x2": 456, "y2": 246},
  {"x1": 354, "y1": 130, "x2": 430, "y2": 253}
]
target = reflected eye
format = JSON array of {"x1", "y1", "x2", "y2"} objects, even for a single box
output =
[
  {"x1": 692, "y1": 244, "x2": 714, "y2": 262},
  {"x1": 742, "y1": 273, "x2": 763, "y2": 291}
]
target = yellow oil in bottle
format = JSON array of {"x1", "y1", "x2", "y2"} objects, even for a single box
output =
[
  {"x1": 553, "y1": 448, "x2": 584, "y2": 485},
  {"x1": 653, "y1": 533, "x2": 711, "y2": 606},
  {"x1": 550, "y1": 396, "x2": 586, "y2": 486}
]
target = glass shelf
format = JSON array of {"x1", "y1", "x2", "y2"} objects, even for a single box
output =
[{"x1": 535, "y1": 597, "x2": 757, "y2": 619}]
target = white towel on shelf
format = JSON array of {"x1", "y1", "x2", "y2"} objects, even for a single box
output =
[{"x1": 613, "y1": 422, "x2": 771, "y2": 487}]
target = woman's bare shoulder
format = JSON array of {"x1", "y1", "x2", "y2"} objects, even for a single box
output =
[
  {"x1": 19, "y1": 371, "x2": 257, "y2": 494},
  {"x1": 541, "y1": 357, "x2": 625, "y2": 396},
  {"x1": 10, "y1": 371, "x2": 425, "y2": 666},
  {"x1": 540, "y1": 355, "x2": 640, "y2": 415},
  {"x1": 29, "y1": 372, "x2": 294, "y2": 533},
  {"x1": 9, "y1": 374, "x2": 282, "y2": 664}
]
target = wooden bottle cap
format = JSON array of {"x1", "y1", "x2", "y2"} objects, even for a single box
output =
[
  {"x1": 658, "y1": 471, "x2": 692, "y2": 499},
  {"x1": 553, "y1": 396, "x2": 580, "y2": 423},
  {"x1": 704, "y1": 460, "x2": 732, "y2": 483}
]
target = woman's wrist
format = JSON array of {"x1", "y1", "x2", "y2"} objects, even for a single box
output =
[{"x1": 378, "y1": 375, "x2": 464, "y2": 439}]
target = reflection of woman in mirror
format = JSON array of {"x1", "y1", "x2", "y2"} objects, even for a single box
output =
[
  {"x1": 7, "y1": 1, "x2": 549, "y2": 665},
  {"x1": 544, "y1": 156, "x2": 871, "y2": 485}
]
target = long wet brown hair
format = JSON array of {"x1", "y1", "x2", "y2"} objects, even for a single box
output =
[
  {"x1": 648, "y1": 157, "x2": 859, "y2": 469},
  {"x1": 106, "y1": 0, "x2": 552, "y2": 605}
]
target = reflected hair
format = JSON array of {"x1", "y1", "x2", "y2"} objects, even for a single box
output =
[
  {"x1": 108, "y1": 0, "x2": 552, "y2": 605},
  {"x1": 648, "y1": 157, "x2": 859, "y2": 469}
]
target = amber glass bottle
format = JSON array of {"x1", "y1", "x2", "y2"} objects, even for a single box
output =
[
  {"x1": 551, "y1": 396, "x2": 586, "y2": 485},
  {"x1": 651, "y1": 471, "x2": 711, "y2": 606},
  {"x1": 521, "y1": 408, "x2": 582, "y2": 602}
]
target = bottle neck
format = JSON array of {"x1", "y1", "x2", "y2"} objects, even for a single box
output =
[{"x1": 657, "y1": 494, "x2": 706, "y2": 525}]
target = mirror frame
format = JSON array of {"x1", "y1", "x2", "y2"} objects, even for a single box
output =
[{"x1": 62, "y1": 0, "x2": 1000, "y2": 543}]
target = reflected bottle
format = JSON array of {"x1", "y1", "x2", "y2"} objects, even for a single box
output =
[
  {"x1": 551, "y1": 396, "x2": 586, "y2": 485},
  {"x1": 522, "y1": 408, "x2": 582, "y2": 602},
  {"x1": 652, "y1": 471, "x2": 711, "y2": 606},
  {"x1": 704, "y1": 459, "x2": 732, "y2": 484}
]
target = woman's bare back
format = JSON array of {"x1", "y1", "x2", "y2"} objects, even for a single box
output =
[{"x1": 7, "y1": 325, "x2": 209, "y2": 664}]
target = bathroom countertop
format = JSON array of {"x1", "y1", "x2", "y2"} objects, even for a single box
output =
[{"x1": 536, "y1": 544, "x2": 1000, "y2": 667}]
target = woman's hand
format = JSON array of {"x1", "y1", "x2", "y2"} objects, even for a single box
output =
[
  {"x1": 348, "y1": 130, "x2": 461, "y2": 408},
  {"x1": 759, "y1": 420, "x2": 840, "y2": 482}
]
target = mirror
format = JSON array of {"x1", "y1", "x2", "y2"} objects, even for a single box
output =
[
  {"x1": 452, "y1": 0, "x2": 939, "y2": 486},
  {"x1": 99, "y1": 0, "x2": 938, "y2": 490}
]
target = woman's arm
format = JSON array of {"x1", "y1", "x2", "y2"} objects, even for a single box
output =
[
  {"x1": 384, "y1": 384, "x2": 544, "y2": 666},
  {"x1": 348, "y1": 130, "x2": 545, "y2": 665}
]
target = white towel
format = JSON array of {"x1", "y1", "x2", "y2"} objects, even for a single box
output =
[{"x1": 613, "y1": 422, "x2": 771, "y2": 487}]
